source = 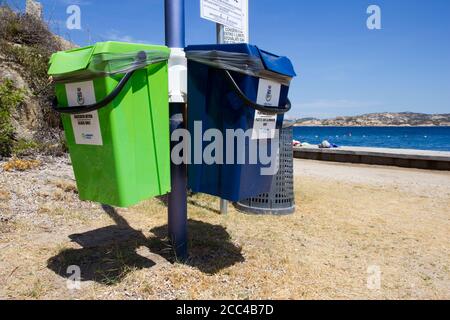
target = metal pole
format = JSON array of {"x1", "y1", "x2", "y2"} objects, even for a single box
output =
[
  {"x1": 216, "y1": 23, "x2": 224, "y2": 44},
  {"x1": 216, "y1": 23, "x2": 229, "y2": 215},
  {"x1": 165, "y1": 0, "x2": 185, "y2": 49},
  {"x1": 165, "y1": 0, "x2": 188, "y2": 261}
]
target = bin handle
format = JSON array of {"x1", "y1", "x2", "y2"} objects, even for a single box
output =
[
  {"x1": 51, "y1": 70, "x2": 136, "y2": 115},
  {"x1": 222, "y1": 69, "x2": 291, "y2": 115}
]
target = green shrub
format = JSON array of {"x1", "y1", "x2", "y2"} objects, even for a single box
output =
[
  {"x1": 0, "y1": 6, "x2": 60, "y2": 53},
  {"x1": 1, "y1": 41, "x2": 62, "y2": 131},
  {"x1": 12, "y1": 139, "x2": 39, "y2": 157},
  {"x1": 1, "y1": 6, "x2": 63, "y2": 132},
  {"x1": 0, "y1": 79, "x2": 25, "y2": 157},
  {"x1": 0, "y1": 42, "x2": 48, "y2": 88},
  {"x1": 0, "y1": 5, "x2": 69, "y2": 156}
]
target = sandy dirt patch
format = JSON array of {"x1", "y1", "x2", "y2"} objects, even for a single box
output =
[{"x1": 0, "y1": 157, "x2": 449, "y2": 299}]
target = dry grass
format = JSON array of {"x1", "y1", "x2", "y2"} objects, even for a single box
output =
[
  {"x1": 2, "y1": 158, "x2": 42, "y2": 172},
  {"x1": 51, "y1": 179, "x2": 78, "y2": 194},
  {"x1": 35, "y1": 204, "x2": 95, "y2": 225},
  {"x1": 51, "y1": 190, "x2": 72, "y2": 202},
  {"x1": 0, "y1": 189, "x2": 11, "y2": 201},
  {"x1": 46, "y1": 179, "x2": 79, "y2": 202},
  {"x1": 0, "y1": 169, "x2": 449, "y2": 300},
  {"x1": 0, "y1": 220, "x2": 15, "y2": 234}
]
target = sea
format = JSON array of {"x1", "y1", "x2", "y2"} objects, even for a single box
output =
[{"x1": 293, "y1": 127, "x2": 450, "y2": 152}]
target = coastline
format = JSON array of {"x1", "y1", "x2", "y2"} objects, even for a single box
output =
[
  {"x1": 293, "y1": 112, "x2": 450, "y2": 127},
  {"x1": 294, "y1": 124, "x2": 450, "y2": 127},
  {"x1": 293, "y1": 146, "x2": 450, "y2": 170}
]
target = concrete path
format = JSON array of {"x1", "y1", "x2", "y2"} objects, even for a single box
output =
[{"x1": 294, "y1": 146, "x2": 450, "y2": 170}]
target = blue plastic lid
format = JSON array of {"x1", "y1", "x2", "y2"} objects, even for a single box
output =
[
  {"x1": 257, "y1": 49, "x2": 296, "y2": 78},
  {"x1": 185, "y1": 44, "x2": 296, "y2": 78}
]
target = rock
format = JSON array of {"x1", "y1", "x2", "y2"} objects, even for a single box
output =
[
  {"x1": 0, "y1": 63, "x2": 41, "y2": 140},
  {"x1": 25, "y1": 0, "x2": 43, "y2": 20},
  {"x1": 0, "y1": 4, "x2": 76, "y2": 150},
  {"x1": 54, "y1": 35, "x2": 77, "y2": 51}
]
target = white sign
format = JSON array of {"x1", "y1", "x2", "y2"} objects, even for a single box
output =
[
  {"x1": 201, "y1": 0, "x2": 247, "y2": 31},
  {"x1": 223, "y1": 21, "x2": 249, "y2": 44},
  {"x1": 222, "y1": 0, "x2": 248, "y2": 43},
  {"x1": 252, "y1": 79, "x2": 282, "y2": 140},
  {"x1": 223, "y1": 26, "x2": 248, "y2": 44},
  {"x1": 65, "y1": 81, "x2": 103, "y2": 146}
]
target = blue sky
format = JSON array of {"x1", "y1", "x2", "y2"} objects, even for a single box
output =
[{"x1": 10, "y1": 0, "x2": 450, "y2": 118}]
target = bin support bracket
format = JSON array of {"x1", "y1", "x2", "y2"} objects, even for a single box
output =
[{"x1": 220, "y1": 199, "x2": 228, "y2": 215}]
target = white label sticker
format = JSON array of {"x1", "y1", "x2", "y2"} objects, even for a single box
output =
[
  {"x1": 252, "y1": 79, "x2": 282, "y2": 140},
  {"x1": 65, "y1": 81, "x2": 103, "y2": 146}
]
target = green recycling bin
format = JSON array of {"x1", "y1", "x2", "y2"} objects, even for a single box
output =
[{"x1": 48, "y1": 41, "x2": 171, "y2": 207}]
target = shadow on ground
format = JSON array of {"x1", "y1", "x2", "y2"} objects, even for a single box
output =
[
  {"x1": 149, "y1": 220, "x2": 244, "y2": 274},
  {"x1": 47, "y1": 205, "x2": 244, "y2": 285},
  {"x1": 187, "y1": 198, "x2": 221, "y2": 215},
  {"x1": 157, "y1": 193, "x2": 221, "y2": 215}
]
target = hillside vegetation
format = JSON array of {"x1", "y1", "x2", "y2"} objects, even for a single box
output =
[{"x1": 0, "y1": 5, "x2": 73, "y2": 158}]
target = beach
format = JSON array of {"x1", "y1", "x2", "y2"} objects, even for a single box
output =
[
  {"x1": 1, "y1": 157, "x2": 449, "y2": 299},
  {"x1": 294, "y1": 159, "x2": 450, "y2": 197}
]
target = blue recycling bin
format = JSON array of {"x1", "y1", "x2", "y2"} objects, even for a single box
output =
[{"x1": 185, "y1": 44, "x2": 296, "y2": 202}]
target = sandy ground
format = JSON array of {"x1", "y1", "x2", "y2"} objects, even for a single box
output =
[
  {"x1": 0, "y1": 157, "x2": 449, "y2": 300},
  {"x1": 294, "y1": 160, "x2": 450, "y2": 199}
]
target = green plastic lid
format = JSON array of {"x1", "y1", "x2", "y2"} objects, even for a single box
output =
[
  {"x1": 48, "y1": 41, "x2": 170, "y2": 81},
  {"x1": 48, "y1": 45, "x2": 94, "y2": 75}
]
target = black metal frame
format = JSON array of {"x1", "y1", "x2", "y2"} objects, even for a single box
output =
[
  {"x1": 222, "y1": 69, "x2": 291, "y2": 115},
  {"x1": 51, "y1": 70, "x2": 136, "y2": 115}
]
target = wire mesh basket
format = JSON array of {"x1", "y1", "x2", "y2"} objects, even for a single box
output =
[{"x1": 234, "y1": 122, "x2": 295, "y2": 215}]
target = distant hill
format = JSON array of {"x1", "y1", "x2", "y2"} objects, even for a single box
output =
[{"x1": 296, "y1": 112, "x2": 450, "y2": 127}]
